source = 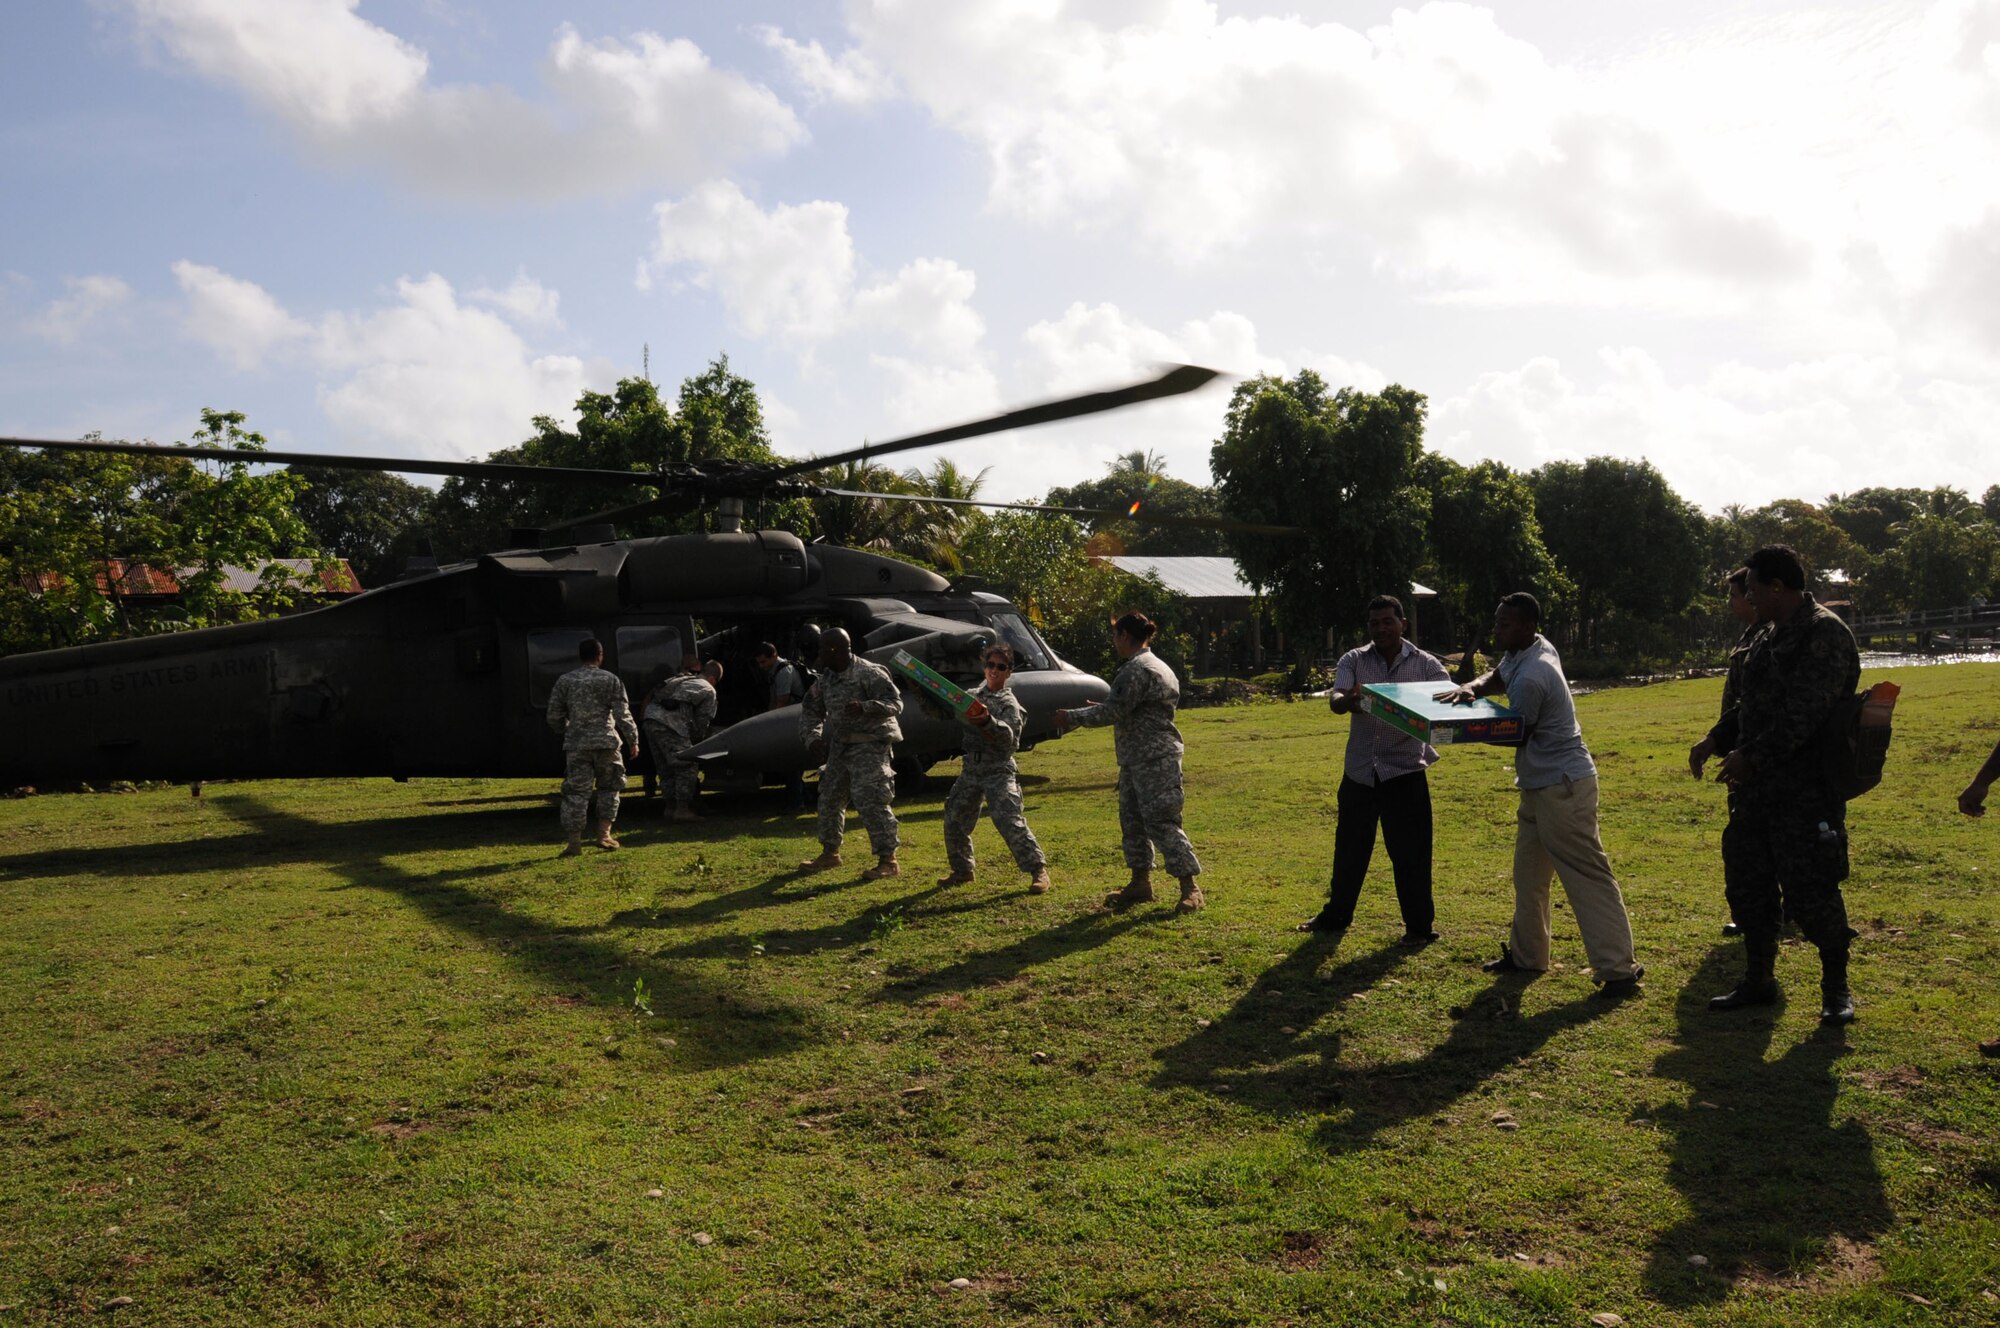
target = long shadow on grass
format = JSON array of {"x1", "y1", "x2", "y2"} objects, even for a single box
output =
[
  {"x1": 1151, "y1": 938, "x2": 1603, "y2": 1139},
  {"x1": 636, "y1": 879, "x2": 1010, "y2": 964},
  {"x1": 207, "y1": 795, "x2": 814, "y2": 1070},
  {"x1": 875, "y1": 905, "x2": 1163, "y2": 1001},
  {"x1": 1152, "y1": 935, "x2": 1410, "y2": 1114},
  {"x1": 1640, "y1": 945, "x2": 1889, "y2": 1304}
]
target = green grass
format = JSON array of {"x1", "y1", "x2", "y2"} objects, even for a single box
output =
[{"x1": 3, "y1": 665, "x2": 1999, "y2": 1325}]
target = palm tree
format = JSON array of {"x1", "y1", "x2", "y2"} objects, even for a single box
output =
[{"x1": 894, "y1": 458, "x2": 990, "y2": 572}]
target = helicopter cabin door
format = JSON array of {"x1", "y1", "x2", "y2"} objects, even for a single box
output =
[{"x1": 512, "y1": 618, "x2": 695, "y2": 774}]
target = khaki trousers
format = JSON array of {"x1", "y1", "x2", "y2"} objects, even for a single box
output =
[{"x1": 1509, "y1": 775, "x2": 1638, "y2": 981}]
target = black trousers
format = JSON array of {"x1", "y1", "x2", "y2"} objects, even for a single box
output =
[{"x1": 1324, "y1": 770, "x2": 1435, "y2": 932}]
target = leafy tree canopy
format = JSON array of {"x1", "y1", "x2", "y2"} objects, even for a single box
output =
[
  {"x1": 1046, "y1": 451, "x2": 1229, "y2": 556},
  {"x1": 1528, "y1": 457, "x2": 1707, "y2": 654},
  {"x1": 1419, "y1": 456, "x2": 1570, "y2": 678},
  {"x1": 1211, "y1": 372, "x2": 1431, "y2": 676},
  {"x1": 0, "y1": 410, "x2": 324, "y2": 656}
]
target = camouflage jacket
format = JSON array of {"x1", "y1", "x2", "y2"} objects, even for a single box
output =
[
  {"x1": 1724, "y1": 593, "x2": 1860, "y2": 777},
  {"x1": 645, "y1": 673, "x2": 718, "y2": 740},
  {"x1": 959, "y1": 682, "x2": 1025, "y2": 768},
  {"x1": 799, "y1": 656, "x2": 903, "y2": 748},
  {"x1": 546, "y1": 665, "x2": 638, "y2": 751},
  {"x1": 1705, "y1": 622, "x2": 1768, "y2": 751},
  {"x1": 1070, "y1": 648, "x2": 1184, "y2": 765}
]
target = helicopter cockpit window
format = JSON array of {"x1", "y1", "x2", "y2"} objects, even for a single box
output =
[
  {"x1": 526, "y1": 630, "x2": 596, "y2": 707},
  {"x1": 615, "y1": 626, "x2": 684, "y2": 699},
  {"x1": 985, "y1": 612, "x2": 1051, "y2": 671}
]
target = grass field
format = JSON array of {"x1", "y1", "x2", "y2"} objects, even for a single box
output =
[{"x1": 3, "y1": 663, "x2": 1999, "y2": 1326}]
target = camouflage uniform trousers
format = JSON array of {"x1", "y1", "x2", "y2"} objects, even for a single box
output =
[
  {"x1": 1722, "y1": 775, "x2": 1854, "y2": 952},
  {"x1": 943, "y1": 761, "x2": 1046, "y2": 876},
  {"x1": 817, "y1": 740, "x2": 899, "y2": 858},
  {"x1": 561, "y1": 748, "x2": 626, "y2": 836},
  {"x1": 644, "y1": 720, "x2": 699, "y2": 805},
  {"x1": 1118, "y1": 755, "x2": 1201, "y2": 878}
]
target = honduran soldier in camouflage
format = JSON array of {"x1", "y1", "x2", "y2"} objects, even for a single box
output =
[
  {"x1": 643, "y1": 654, "x2": 720, "y2": 821},
  {"x1": 797, "y1": 627, "x2": 904, "y2": 879},
  {"x1": 938, "y1": 643, "x2": 1052, "y2": 894},
  {"x1": 1057, "y1": 611, "x2": 1205, "y2": 912},
  {"x1": 1689, "y1": 566, "x2": 1767, "y2": 936},
  {"x1": 545, "y1": 637, "x2": 639, "y2": 856},
  {"x1": 1708, "y1": 544, "x2": 1863, "y2": 1024}
]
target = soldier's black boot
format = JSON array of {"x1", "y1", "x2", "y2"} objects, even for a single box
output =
[
  {"x1": 1818, "y1": 944, "x2": 1856, "y2": 1025},
  {"x1": 1708, "y1": 944, "x2": 1779, "y2": 1012}
]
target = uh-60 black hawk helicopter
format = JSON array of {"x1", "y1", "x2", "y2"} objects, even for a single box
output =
[{"x1": 1, "y1": 364, "x2": 1291, "y2": 797}]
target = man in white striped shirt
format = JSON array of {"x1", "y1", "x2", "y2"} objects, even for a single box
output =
[{"x1": 1298, "y1": 594, "x2": 1450, "y2": 943}]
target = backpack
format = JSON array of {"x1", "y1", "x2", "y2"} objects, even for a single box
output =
[{"x1": 1818, "y1": 681, "x2": 1899, "y2": 801}]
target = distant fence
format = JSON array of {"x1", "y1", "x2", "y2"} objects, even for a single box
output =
[{"x1": 1846, "y1": 602, "x2": 2000, "y2": 647}]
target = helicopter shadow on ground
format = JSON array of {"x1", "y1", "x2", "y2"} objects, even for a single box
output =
[
  {"x1": 637, "y1": 878, "x2": 1017, "y2": 967},
  {"x1": 1639, "y1": 946, "x2": 1889, "y2": 1305},
  {"x1": 0, "y1": 800, "x2": 560, "y2": 882},
  {"x1": 206, "y1": 795, "x2": 813, "y2": 1070}
]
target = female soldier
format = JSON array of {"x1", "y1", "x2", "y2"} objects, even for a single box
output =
[
  {"x1": 937, "y1": 642, "x2": 1052, "y2": 894},
  {"x1": 1056, "y1": 612, "x2": 1205, "y2": 911}
]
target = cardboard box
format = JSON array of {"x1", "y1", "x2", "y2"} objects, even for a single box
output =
[
  {"x1": 1359, "y1": 682, "x2": 1523, "y2": 747},
  {"x1": 891, "y1": 649, "x2": 983, "y2": 720}
]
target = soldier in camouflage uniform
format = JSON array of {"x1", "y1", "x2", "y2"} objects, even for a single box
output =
[
  {"x1": 797, "y1": 627, "x2": 904, "y2": 879},
  {"x1": 1058, "y1": 611, "x2": 1205, "y2": 912},
  {"x1": 545, "y1": 638, "x2": 639, "y2": 856},
  {"x1": 1690, "y1": 566, "x2": 1768, "y2": 936},
  {"x1": 643, "y1": 654, "x2": 720, "y2": 822},
  {"x1": 938, "y1": 643, "x2": 1052, "y2": 894},
  {"x1": 1708, "y1": 545, "x2": 1863, "y2": 1024}
]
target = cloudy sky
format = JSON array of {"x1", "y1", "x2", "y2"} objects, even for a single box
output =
[{"x1": 5, "y1": 0, "x2": 1998, "y2": 514}]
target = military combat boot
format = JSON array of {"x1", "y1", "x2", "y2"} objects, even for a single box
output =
[
  {"x1": 1708, "y1": 944, "x2": 1778, "y2": 1012},
  {"x1": 1104, "y1": 871, "x2": 1154, "y2": 909},
  {"x1": 1175, "y1": 876, "x2": 1206, "y2": 913},
  {"x1": 1027, "y1": 867, "x2": 1052, "y2": 895},
  {"x1": 672, "y1": 800, "x2": 698, "y2": 823},
  {"x1": 861, "y1": 855, "x2": 901, "y2": 881},
  {"x1": 560, "y1": 837, "x2": 584, "y2": 858},
  {"x1": 798, "y1": 849, "x2": 843, "y2": 874},
  {"x1": 1818, "y1": 944, "x2": 1857, "y2": 1025},
  {"x1": 936, "y1": 868, "x2": 975, "y2": 886},
  {"x1": 594, "y1": 822, "x2": 620, "y2": 850}
]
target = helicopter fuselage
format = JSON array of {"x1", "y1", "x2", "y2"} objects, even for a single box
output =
[{"x1": 0, "y1": 529, "x2": 1109, "y2": 787}]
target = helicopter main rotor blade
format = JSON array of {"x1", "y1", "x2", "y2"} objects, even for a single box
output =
[
  {"x1": 766, "y1": 363, "x2": 1222, "y2": 481},
  {"x1": 813, "y1": 487, "x2": 1300, "y2": 536},
  {"x1": 0, "y1": 436, "x2": 656, "y2": 486}
]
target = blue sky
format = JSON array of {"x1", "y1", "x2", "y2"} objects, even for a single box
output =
[{"x1": 5, "y1": 1, "x2": 1999, "y2": 512}]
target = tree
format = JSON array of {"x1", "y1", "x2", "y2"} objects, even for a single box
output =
[
  {"x1": 1528, "y1": 457, "x2": 1707, "y2": 655},
  {"x1": 1824, "y1": 486, "x2": 1929, "y2": 555},
  {"x1": 425, "y1": 356, "x2": 796, "y2": 557},
  {"x1": 1720, "y1": 499, "x2": 1862, "y2": 582},
  {"x1": 1862, "y1": 513, "x2": 2000, "y2": 611},
  {"x1": 1983, "y1": 484, "x2": 2000, "y2": 525},
  {"x1": 892, "y1": 458, "x2": 988, "y2": 572},
  {"x1": 957, "y1": 511, "x2": 1188, "y2": 676},
  {"x1": 1211, "y1": 372, "x2": 1431, "y2": 679},
  {"x1": 285, "y1": 466, "x2": 431, "y2": 588},
  {"x1": 1421, "y1": 457, "x2": 1570, "y2": 679},
  {"x1": 0, "y1": 410, "x2": 324, "y2": 655},
  {"x1": 1045, "y1": 454, "x2": 1229, "y2": 556}
]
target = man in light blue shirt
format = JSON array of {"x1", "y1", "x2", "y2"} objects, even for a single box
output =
[{"x1": 1437, "y1": 592, "x2": 1642, "y2": 998}]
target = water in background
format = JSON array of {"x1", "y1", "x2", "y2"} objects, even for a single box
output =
[{"x1": 1859, "y1": 651, "x2": 2000, "y2": 669}]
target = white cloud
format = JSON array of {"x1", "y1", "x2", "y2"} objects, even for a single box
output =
[
  {"x1": 124, "y1": 3, "x2": 803, "y2": 198},
  {"x1": 469, "y1": 272, "x2": 562, "y2": 330},
  {"x1": 173, "y1": 260, "x2": 311, "y2": 368},
  {"x1": 170, "y1": 263, "x2": 587, "y2": 459},
  {"x1": 29, "y1": 275, "x2": 135, "y2": 347},
  {"x1": 1431, "y1": 346, "x2": 2000, "y2": 512},
  {"x1": 753, "y1": 24, "x2": 894, "y2": 106},
  {"x1": 641, "y1": 182, "x2": 997, "y2": 425},
  {"x1": 838, "y1": 0, "x2": 2000, "y2": 319},
  {"x1": 643, "y1": 181, "x2": 856, "y2": 342}
]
